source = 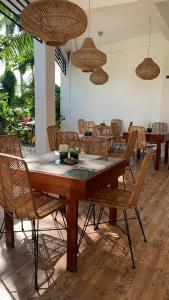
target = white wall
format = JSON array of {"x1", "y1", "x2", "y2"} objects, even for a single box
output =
[{"x1": 61, "y1": 33, "x2": 169, "y2": 132}]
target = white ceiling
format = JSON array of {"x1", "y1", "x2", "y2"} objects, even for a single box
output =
[
  {"x1": 66, "y1": 0, "x2": 169, "y2": 51},
  {"x1": 2, "y1": 0, "x2": 169, "y2": 52}
]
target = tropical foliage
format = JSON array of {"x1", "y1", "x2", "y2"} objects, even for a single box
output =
[{"x1": 0, "y1": 4, "x2": 63, "y2": 143}]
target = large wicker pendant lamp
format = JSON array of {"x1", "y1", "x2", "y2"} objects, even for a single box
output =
[
  {"x1": 70, "y1": 0, "x2": 107, "y2": 72},
  {"x1": 90, "y1": 32, "x2": 109, "y2": 85},
  {"x1": 135, "y1": 16, "x2": 160, "y2": 80},
  {"x1": 21, "y1": 0, "x2": 88, "y2": 46}
]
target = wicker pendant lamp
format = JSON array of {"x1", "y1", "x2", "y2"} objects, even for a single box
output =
[
  {"x1": 90, "y1": 67, "x2": 109, "y2": 85},
  {"x1": 21, "y1": 0, "x2": 88, "y2": 46},
  {"x1": 70, "y1": 0, "x2": 107, "y2": 72},
  {"x1": 135, "y1": 16, "x2": 160, "y2": 80},
  {"x1": 90, "y1": 32, "x2": 109, "y2": 85}
]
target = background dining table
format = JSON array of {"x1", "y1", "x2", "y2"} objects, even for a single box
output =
[{"x1": 123, "y1": 131, "x2": 169, "y2": 170}]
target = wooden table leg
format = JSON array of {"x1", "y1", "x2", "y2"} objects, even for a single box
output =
[
  {"x1": 164, "y1": 141, "x2": 169, "y2": 163},
  {"x1": 155, "y1": 143, "x2": 161, "y2": 170},
  {"x1": 67, "y1": 196, "x2": 78, "y2": 272},
  {"x1": 4, "y1": 212, "x2": 14, "y2": 248},
  {"x1": 109, "y1": 177, "x2": 118, "y2": 225},
  {"x1": 137, "y1": 149, "x2": 141, "y2": 159}
]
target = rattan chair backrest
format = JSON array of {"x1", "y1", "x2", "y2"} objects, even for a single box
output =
[
  {"x1": 57, "y1": 131, "x2": 80, "y2": 149},
  {"x1": 80, "y1": 136, "x2": 108, "y2": 157},
  {"x1": 111, "y1": 119, "x2": 122, "y2": 133},
  {"x1": 125, "y1": 130, "x2": 138, "y2": 161},
  {"x1": 47, "y1": 125, "x2": 59, "y2": 151},
  {"x1": 152, "y1": 122, "x2": 168, "y2": 133},
  {"x1": 128, "y1": 121, "x2": 133, "y2": 132},
  {"x1": 129, "y1": 150, "x2": 153, "y2": 206},
  {"x1": 0, "y1": 153, "x2": 38, "y2": 220},
  {"x1": 94, "y1": 125, "x2": 112, "y2": 137},
  {"x1": 129, "y1": 126, "x2": 147, "y2": 150},
  {"x1": 78, "y1": 119, "x2": 85, "y2": 134},
  {"x1": 111, "y1": 123, "x2": 120, "y2": 139},
  {"x1": 0, "y1": 135, "x2": 22, "y2": 157}
]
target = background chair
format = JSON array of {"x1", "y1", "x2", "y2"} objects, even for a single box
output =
[
  {"x1": 111, "y1": 119, "x2": 123, "y2": 134},
  {"x1": 0, "y1": 153, "x2": 67, "y2": 290},
  {"x1": 108, "y1": 130, "x2": 138, "y2": 184},
  {"x1": 78, "y1": 119, "x2": 95, "y2": 135},
  {"x1": 128, "y1": 121, "x2": 133, "y2": 132},
  {"x1": 129, "y1": 126, "x2": 147, "y2": 155},
  {"x1": 79, "y1": 136, "x2": 108, "y2": 236},
  {"x1": 94, "y1": 125, "x2": 112, "y2": 137},
  {"x1": 57, "y1": 131, "x2": 80, "y2": 149},
  {"x1": 78, "y1": 119, "x2": 85, "y2": 134},
  {"x1": 111, "y1": 122, "x2": 126, "y2": 151},
  {"x1": 80, "y1": 136, "x2": 108, "y2": 157},
  {"x1": 78, "y1": 151, "x2": 153, "y2": 268},
  {"x1": 152, "y1": 122, "x2": 168, "y2": 133},
  {"x1": 0, "y1": 134, "x2": 22, "y2": 157}
]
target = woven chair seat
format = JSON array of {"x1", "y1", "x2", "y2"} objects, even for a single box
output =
[
  {"x1": 86, "y1": 187, "x2": 132, "y2": 209},
  {"x1": 13, "y1": 191, "x2": 67, "y2": 220},
  {"x1": 33, "y1": 192, "x2": 67, "y2": 218}
]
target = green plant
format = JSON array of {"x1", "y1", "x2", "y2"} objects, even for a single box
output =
[
  {"x1": 55, "y1": 85, "x2": 65, "y2": 128},
  {"x1": 1, "y1": 68, "x2": 17, "y2": 106}
]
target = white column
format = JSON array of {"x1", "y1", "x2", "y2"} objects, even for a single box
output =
[
  {"x1": 61, "y1": 65, "x2": 71, "y2": 130},
  {"x1": 34, "y1": 41, "x2": 56, "y2": 154}
]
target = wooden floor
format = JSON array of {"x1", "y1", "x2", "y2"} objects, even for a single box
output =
[{"x1": 0, "y1": 159, "x2": 169, "y2": 300}]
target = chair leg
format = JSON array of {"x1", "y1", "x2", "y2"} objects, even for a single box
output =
[
  {"x1": 134, "y1": 206, "x2": 147, "y2": 242},
  {"x1": 32, "y1": 220, "x2": 39, "y2": 290},
  {"x1": 0, "y1": 218, "x2": 5, "y2": 240},
  {"x1": 95, "y1": 206, "x2": 104, "y2": 230},
  {"x1": 92, "y1": 204, "x2": 96, "y2": 229},
  {"x1": 123, "y1": 174, "x2": 126, "y2": 190},
  {"x1": 60, "y1": 209, "x2": 67, "y2": 230},
  {"x1": 77, "y1": 204, "x2": 93, "y2": 251},
  {"x1": 21, "y1": 219, "x2": 24, "y2": 232},
  {"x1": 123, "y1": 210, "x2": 135, "y2": 268},
  {"x1": 128, "y1": 164, "x2": 135, "y2": 183}
]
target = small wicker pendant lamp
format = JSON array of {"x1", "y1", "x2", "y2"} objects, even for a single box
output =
[
  {"x1": 90, "y1": 32, "x2": 109, "y2": 85},
  {"x1": 21, "y1": 0, "x2": 88, "y2": 46},
  {"x1": 135, "y1": 16, "x2": 160, "y2": 80},
  {"x1": 70, "y1": 0, "x2": 107, "y2": 72},
  {"x1": 90, "y1": 67, "x2": 109, "y2": 85}
]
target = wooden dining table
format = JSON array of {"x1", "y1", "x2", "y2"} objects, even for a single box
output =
[
  {"x1": 4, "y1": 152, "x2": 126, "y2": 273},
  {"x1": 123, "y1": 131, "x2": 169, "y2": 170}
]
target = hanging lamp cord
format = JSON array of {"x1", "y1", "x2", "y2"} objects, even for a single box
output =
[
  {"x1": 88, "y1": 0, "x2": 91, "y2": 37},
  {"x1": 148, "y1": 15, "x2": 151, "y2": 57}
]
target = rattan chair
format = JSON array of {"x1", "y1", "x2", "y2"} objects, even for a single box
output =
[
  {"x1": 111, "y1": 122, "x2": 126, "y2": 151},
  {"x1": 129, "y1": 126, "x2": 147, "y2": 152},
  {"x1": 57, "y1": 131, "x2": 80, "y2": 149},
  {"x1": 78, "y1": 119, "x2": 85, "y2": 134},
  {"x1": 78, "y1": 151, "x2": 153, "y2": 268},
  {"x1": 0, "y1": 134, "x2": 22, "y2": 157},
  {"x1": 80, "y1": 136, "x2": 108, "y2": 157},
  {"x1": 79, "y1": 136, "x2": 108, "y2": 233},
  {"x1": 111, "y1": 119, "x2": 122, "y2": 134},
  {"x1": 108, "y1": 130, "x2": 138, "y2": 183},
  {"x1": 47, "y1": 125, "x2": 60, "y2": 151},
  {"x1": 152, "y1": 122, "x2": 168, "y2": 133},
  {"x1": 128, "y1": 121, "x2": 133, "y2": 132},
  {"x1": 0, "y1": 153, "x2": 67, "y2": 290},
  {"x1": 0, "y1": 135, "x2": 23, "y2": 236},
  {"x1": 94, "y1": 125, "x2": 112, "y2": 137}
]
